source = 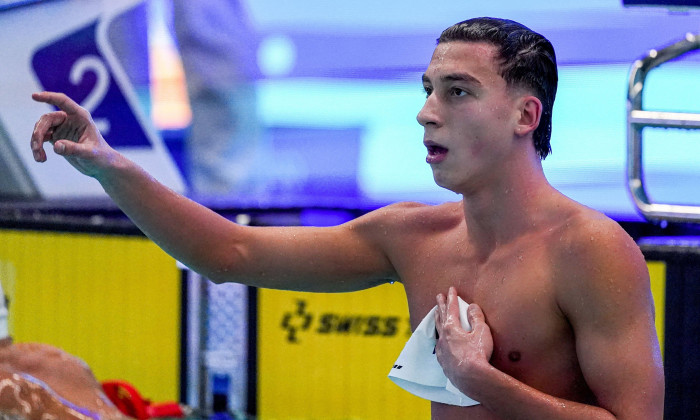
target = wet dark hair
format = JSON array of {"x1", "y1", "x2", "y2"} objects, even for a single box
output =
[{"x1": 438, "y1": 17, "x2": 558, "y2": 159}]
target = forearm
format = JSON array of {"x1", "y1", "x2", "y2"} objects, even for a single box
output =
[
  {"x1": 95, "y1": 153, "x2": 243, "y2": 281},
  {"x1": 466, "y1": 365, "x2": 616, "y2": 420},
  {"x1": 30, "y1": 91, "x2": 254, "y2": 283}
]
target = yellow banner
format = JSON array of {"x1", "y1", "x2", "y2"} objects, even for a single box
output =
[
  {"x1": 257, "y1": 283, "x2": 430, "y2": 420},
  {"x1": 0, "y1": 229, "x2": 180, "y2": 402},
  {"x1": 647, "y1": 261, "x2": 666, "y2": 357}
]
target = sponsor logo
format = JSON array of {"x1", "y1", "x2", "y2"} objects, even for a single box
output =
[
  {"x1": 280, "y1": 299, "x2": 412, "y2": 344},
  {"x1": 280, "y1": 299, "x2": 313, "y2": 343}
]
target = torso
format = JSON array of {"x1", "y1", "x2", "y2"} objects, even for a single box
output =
[{"x1": 382, "y1": 200, "x2": 599, "y2": 419}]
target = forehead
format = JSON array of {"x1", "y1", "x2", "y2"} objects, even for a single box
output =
[{"x1": 424, "y1": 41, "x2": 502, "y2": 84}]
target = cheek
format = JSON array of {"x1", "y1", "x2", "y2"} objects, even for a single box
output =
[
  {"x1": 476, "y1": 107, "x2": 514, "y2": 143},
  {"x1": 468, "y1": 136, "x2": 487, "y2": 158}
]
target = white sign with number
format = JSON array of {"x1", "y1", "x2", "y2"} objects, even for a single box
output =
[{"x1": 0, "y1": 0, "x2": 185, "y2": 198}]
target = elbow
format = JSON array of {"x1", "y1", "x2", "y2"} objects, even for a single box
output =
[
  {"x1": 205, "y1": 271, "x2": 233, "y2": 285},
  {"x1": 197, "y1": 243, "x2": 249, "y2": 285}
]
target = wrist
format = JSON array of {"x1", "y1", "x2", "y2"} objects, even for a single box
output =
[
  {"x1": 93, "y1": 149, "x2": 131, "y2": 183},
  {"x1": 454, "y1": 359, "x2": 499, "y2": 402}
]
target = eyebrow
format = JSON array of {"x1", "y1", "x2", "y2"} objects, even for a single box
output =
[{"x1": 422, "y1": 72, "x2": 483, "y2": 87}]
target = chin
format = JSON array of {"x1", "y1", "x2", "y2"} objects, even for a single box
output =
[
  {"x1": 432, "y1": 172, "x2": 469, "y2": 196},
  {"x1": 432, "y1": 174, "x2": 457, "y2": 192}
]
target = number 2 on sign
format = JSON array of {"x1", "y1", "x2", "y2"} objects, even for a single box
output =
[{"x1": 69, "y1": 55, "x2": 111, "y2": 135}]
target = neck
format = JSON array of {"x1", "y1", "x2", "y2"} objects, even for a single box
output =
[{"x1": 459, "y1": 155, "x2": 553, "y2": 257}]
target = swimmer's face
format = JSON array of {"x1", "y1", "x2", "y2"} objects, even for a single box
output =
[{"x1": 417, "y1": 41, "x2": 524, "y2": 192}]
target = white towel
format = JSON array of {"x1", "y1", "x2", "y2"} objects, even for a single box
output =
[{"x1": 388, "y1": 297, "x2": 479, "y2": 406}]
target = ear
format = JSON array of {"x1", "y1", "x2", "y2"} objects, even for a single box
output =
[{"x1": 515, "y1": 95, "x2": 542, "y2": 137}]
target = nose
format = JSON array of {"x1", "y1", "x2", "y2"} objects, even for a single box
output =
[{"x1": 416, "y1": 94, "x2": 439, "y2": 127}]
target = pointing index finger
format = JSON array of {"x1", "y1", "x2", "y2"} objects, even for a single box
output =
[{"x1": 32, "y1": 92, "x2": 83, "y2": 115}]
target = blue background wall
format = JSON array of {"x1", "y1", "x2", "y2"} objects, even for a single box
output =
[{"x1": 232, "y1": 1, "x2": 700, "y2": 220}]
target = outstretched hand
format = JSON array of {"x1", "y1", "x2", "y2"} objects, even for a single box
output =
[
  {"x1": 434, "y1": 287, "x2": 494, "y2": 397},
  {"x1": 30, "y1": 92, "x2": 118, "y2": 178}
]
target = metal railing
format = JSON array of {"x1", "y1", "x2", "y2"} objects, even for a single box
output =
[{"x1": 627, "y1": 32, "x2": 700, "y2": 222}]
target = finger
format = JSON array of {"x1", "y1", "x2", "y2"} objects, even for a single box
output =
[
  {"x1": 435, "y1": 293, "x2": 447, "y2": 334},
  {"x1": 31, "y1": 111, "x2": 67, "y2": 162},
  {"x1": 436, "y1": 287, "x2": 462, "y2": 327},
  {"x1": 436, "y1": 292, "x2": 447, "y2": 311},
  {"x1": 436, "y1": 293, "x2": 448, "y2": 323},
  {"x1": 31, "y1": 123, "x2": 47, "y2": 162},
  {"x1": 447, "y1": 287, "x2": 461, "y2": 316},
  {"x1": 466, "y1": 303, "x2": 486, "y2": 329},
  {"x1": 32, "y1": 92, "x2": 83, "y2": 116},
  {"x1": 32, "y1": 111, "x2": 67, "y2": 140}
]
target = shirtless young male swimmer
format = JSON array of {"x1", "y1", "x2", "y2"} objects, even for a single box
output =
[{"x1": 30, "y1": 17, "x2": 663, "y2": 420}]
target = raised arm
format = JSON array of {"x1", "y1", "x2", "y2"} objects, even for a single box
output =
[{"x1": 30, "y1": 92, "x2": 396, "y2": 291}]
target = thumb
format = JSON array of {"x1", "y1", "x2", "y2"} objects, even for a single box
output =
[
  {"x1": 53, "y1": 139, "x2": 84, "y2": 157},
  {"x1": 53, "y1": 140, "x2": 68, "y2": 155}
]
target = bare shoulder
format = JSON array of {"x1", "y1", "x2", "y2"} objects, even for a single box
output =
[
  {"x1": 350, "y1": 200, "x2": 464, "y2": 233},
  {"x1": 550, "y1": 204, "x2": 652, "y2": 313},
  {"x1": 343, "y1": 201, "x2": 464, "y2": 274},
  {"x1": 555, "y1": 206, "x2": 646, "y2": 274}
]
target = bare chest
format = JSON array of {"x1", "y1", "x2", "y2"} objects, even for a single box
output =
[
  {"x1": 400, "y1": 236, "x2": 557, "y2": 328},
  {"x1": 396, "y1": 234, "x2": 584, "y2": 396}
]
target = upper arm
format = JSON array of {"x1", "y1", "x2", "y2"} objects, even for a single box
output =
[
  {"x1": 210, "y1": 203, "x2": 409, "y2": 292},
  {"x1": 557, "y1": 220, "x2": 664, "y2": 419}
]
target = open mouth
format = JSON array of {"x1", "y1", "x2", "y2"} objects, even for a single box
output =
[
  {"x1": 425, "y1": 142, "x2": 448, "y2": 164},
  {"x1": 427, "y1": 145, "x2": 448, "y2": 156}
]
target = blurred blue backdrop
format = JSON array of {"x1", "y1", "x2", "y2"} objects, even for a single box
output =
[{"x1": 63, "y1": 1, "x2": 700, "y2": 219}]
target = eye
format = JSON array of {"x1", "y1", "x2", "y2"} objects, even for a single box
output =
[
  {"x1": 423, "y1": 85, "x2": 433, "y2": 98},
  {"x1": 451, "y1": 87, "x2": 468, "y2": 97}
]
